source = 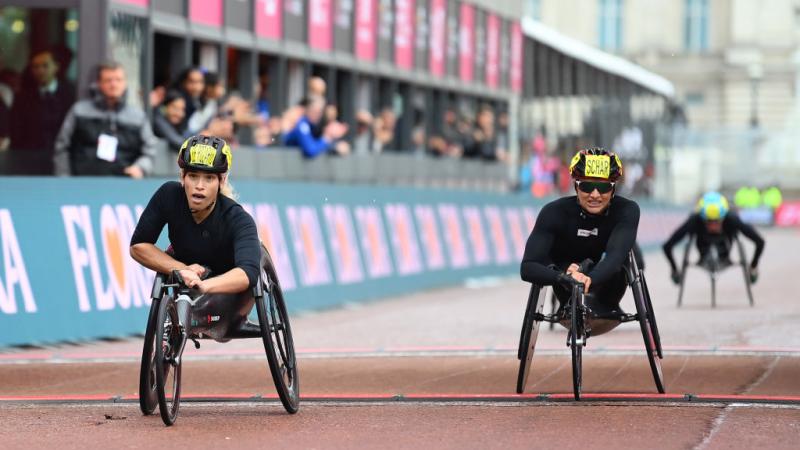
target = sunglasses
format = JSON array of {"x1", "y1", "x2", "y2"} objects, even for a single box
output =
[{"x1": 575, "y1": 180, "x2": 615, "y2": 194}]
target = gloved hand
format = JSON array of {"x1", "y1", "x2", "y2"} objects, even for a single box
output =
[
  {"x1": 670, "y1": 270, "x2": 681, "y2": 285},
  {"x1": 749, "y1": 265, "x2": 758, "y2": 284}
]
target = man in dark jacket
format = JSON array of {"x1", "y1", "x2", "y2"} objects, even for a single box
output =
[
  {"x1": 10, "y1": 50, "x2": 75, "y2": 153},
  {"x1": 53, "y1": 61, "x2": 157, "y2": 177}
]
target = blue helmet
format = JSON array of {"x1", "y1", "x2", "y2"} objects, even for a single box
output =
[{"x1": 696, "y1": 191, "x2": 730, "y2": 221}]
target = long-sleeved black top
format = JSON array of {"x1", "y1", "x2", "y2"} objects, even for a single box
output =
[
  {"x1": 130, "y1": 181, "x2": 261, "y2": 288},
  {"x1": 661, "y1": 212, "x2": 765, "y2": 272},
  {"x1": 520, "y1": 195, "x2": 640, "y2": 286}
]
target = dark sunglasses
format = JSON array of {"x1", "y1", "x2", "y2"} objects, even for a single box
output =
[{"x1": 575, "y1": 180, "x2": 615, "y2": 194}]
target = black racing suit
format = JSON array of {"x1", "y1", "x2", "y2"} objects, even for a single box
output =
[
  {"x1": 131, "y1": 181, "x2": 262, "y2": 340},
  {"x1": 520, "y1": 195, "x2": 640, "y2": 316},
  {"x1": 662, "y1": 212, "x2": 765, "y2": 274}
]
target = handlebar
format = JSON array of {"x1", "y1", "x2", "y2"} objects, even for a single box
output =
[
  {"x1": 163, "y1": 266, "x2": 212, "y2": 290},
  {"x1": 556, "y1": 258, "x2": 594, "y2": 289}
]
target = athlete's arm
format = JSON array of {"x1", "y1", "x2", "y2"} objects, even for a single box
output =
[
  {"x1": 731, "y1": 214, "x2": 765, "y2": 267},
  {"x1": 130, "y1": 183, "x2": 185, "y2": 274},
  {"x1": 520, "y1": 203, "x2": 561, "y2": 285},
  {"x1": 587, "y1": 200, "x2": 640, "y2": 285},
  {"x1": 662, "y1": 215, "x2": 694, "y2": 274}
]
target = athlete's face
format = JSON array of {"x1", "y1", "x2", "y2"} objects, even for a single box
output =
[
  {"x1": 182, "y1": 171, "x2": 221, "y2": 211},
  {"x1": 575, "y1": 179, "x2": 614, "y2": 214}
]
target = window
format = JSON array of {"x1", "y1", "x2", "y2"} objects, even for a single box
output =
[
  {"x1": 525, "y1": 0, "x2": 541, "y2": 21},
  {"x1": 684, "y1": 0, "x2": 709, "y2": 52},
  {"x1": 109, "y1": 12, "x2": 146, "y2": 110},
  {"x1": 598, "y1": 0, "x2": 623, "y2": 51}
]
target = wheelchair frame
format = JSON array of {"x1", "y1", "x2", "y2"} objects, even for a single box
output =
[
  {"x1": 516, "y1": 249, "x2": 664, "y2": 400},
  {"x1": 676, "y1": 234, "x2": 754, "y2": 308},
  {"x1": 138, "y1": 245, "x2": 299, "y2": 425}
]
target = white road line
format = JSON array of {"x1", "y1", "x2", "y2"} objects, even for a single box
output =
[{"x1": 693, "y1": 405, "x2": 732, "y2": 450}]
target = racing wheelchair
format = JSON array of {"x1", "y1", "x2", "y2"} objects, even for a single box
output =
[
  {"x1": 675, "y1": 234, "x2": 754, "y2": 308},
  {"x1": 516, "y1": 250, "x2": 664, "y2": 400},
  {"x1": 138, "y1": 244, "x2": 299, "y2": 425}
]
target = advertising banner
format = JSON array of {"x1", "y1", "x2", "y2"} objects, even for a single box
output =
[
  {"x1": 190, "y1": 0, "x2": 223, "y2": 27},
  {"x1": 394, "y1": 0, "x2": 415, "y2": 69},
  {"x1": 309, "y1": 0, "x2": 333, "y2": 51},
  {"x1": 458, "y1": 3, "x2": 474, "y2": 82},
  {"x1": 485, "y1": 14, "x2": 500, "y2": 88},
  {"x1": 354, "y1": 0, "x2": 377, "y2": 61},
  {"x1": 428, "y1": 0, "x2": 447, "y2": 77},
  {"x1": 510, "y1": 21, "x2": 523, "y2": 92},
  {"x1": 0, "y1": 178, "x2": 683, "y2": 347},
  {"x1": 256, "y1": 0, "x2": 283, "y2": 39}
]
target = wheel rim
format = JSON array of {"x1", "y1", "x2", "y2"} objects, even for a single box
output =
[
  {"x1": 156, "y1": 301, "x2": 182, "y2": 424},
  {"x1": 267, "y1": 288, "x2": 296, "y2": 395}
]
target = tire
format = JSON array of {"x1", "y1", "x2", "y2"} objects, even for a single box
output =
[
  {"x1": 633, "y1": 277, "x2": 665, "y2": 393},
  {"x1": 640, "y1": 272, "x2": 663, "y2": 359},
  {"x1": 138, "y1": 298, "x2": 160, "y2": 416},
  {"x1": 155, "y1": 297, "x2": 182, "y2": 426},
  {"x1": 570, "y1": 291, "x2": 583, "y2": 401},
  {"x1": 256, "y1": 257, "x2": 300, "y2": 414},
  {"x1": 736, "y1": 238, "x2": 755, "y2": 307},
  {"x1": 516, "y1": 285, "x2": 543, "y2": 394}
]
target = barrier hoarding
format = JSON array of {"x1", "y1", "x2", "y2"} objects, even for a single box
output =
[{"x1": 0, "y1": 178, "x2": 682, "y2": 347}]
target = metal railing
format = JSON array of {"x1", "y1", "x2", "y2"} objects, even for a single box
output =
[{"x1": 152, "y1": 143, "x2": 512, "y2": 192}]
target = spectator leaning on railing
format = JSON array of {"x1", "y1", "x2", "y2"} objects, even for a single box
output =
[
  {"x1": 53, "y1": 61, "x2": 158, "y2": 178},
  {"x1": 284, "y1": 95, "x2": 348, "y2": 158},
  {"x1": 152, "y1": 89, "x2": 187, "y2": 151}
]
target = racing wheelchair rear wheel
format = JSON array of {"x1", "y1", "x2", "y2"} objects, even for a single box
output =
[
  {"x1": 155, "y1": 296, "x2": 183, "y2": 425},
  {"x1": 629, "y1": 254, "x2": 665, "y2": 393},
  {"x1": 256, "y1": 252, "x2": 300, "y2": 414},
  {"x1": 516, "y1": 285, "x2": 545, "y2": 393},
  {"x1": 735, "y1": 237, "x2": 755, "y2": 307},
  {"x1": 138, "y1": 296, "x2": 160, "y2": 416}
]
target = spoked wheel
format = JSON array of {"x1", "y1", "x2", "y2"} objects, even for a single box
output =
[
  {"x1": 632, "y1": 276, "x2": 665, "y2": 393},
  {"x1": 138, "y1": 298, "x2": 160, "y2": 416},
  {"x1": 155, "y1": 297, "x2": 182, "y2": 426},
  {"x1": 256, "y1": 259, "x2": 300, "y2": 414},
  {"x1": 570, "y1": 292, "x2": 584, "y2": 401},
  {"x1": 516, "y1": 285, "x2": 544, "y2": 394},
  {"x1": 736, "y1": 238, "x2": 755, "y2": 306},
  {"x1": 640, "y1": 273, "x2": 663, "y2": 359}
]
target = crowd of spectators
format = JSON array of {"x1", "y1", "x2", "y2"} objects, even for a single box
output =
[{"x1": 0, "y1": 50, "x2": 513, "y2": 178}]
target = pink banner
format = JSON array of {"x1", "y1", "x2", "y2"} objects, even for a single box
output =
[
  {"x1": 510, "y1": 21, "x2": 523, "y2": 92},
  {"x1": 256, "y1": 0, "x2": 283, "y2": 39},
  {"x1": 309, "y1": 0, "x2": 333, "y2": 51},
  {"x1": 354, "y1": 206, "x2": 394, "y2": 278},
  {"x1": 286, "y1": 206, "x2": 333, "y2": 286},
  {"x1": 485, "y1": 14, "x2": 500, "y2": 88},
  {"x1": 438, "y1": 204, "x2": 470, "y2": 268},
  {"x1": 414, "y1": 205, "x2": 446, "y2": 270},
  {"x1": 385, "y1": 204, "x2": 423, "y2": 275},
  {"x1": 463, "y1": 207, "x2": 490, "y2": 265},
  {"x1": 355, "y1": 0, "x2": 377, "y2": 60},
  {"x1": 505, "y1": 208, "x2": 527, "y2": 260},
  {"x1": 458, "y1": 3, "x2": 474, "y2": 82},
  {"x1": 323, "y1": 205, "x2": 365, "y2": 284},
  {"x1": 241, "y1": 203, "x2": 297, "y2": 290},
  {"x1": 428, "y1": 0, "x2": 446, "y2": 77},
  {"x1": 189, "y1": 0, "x2": 222, "y2": 27},
  {"x1": 484, "y1": 207, "x2": 511, "y2": 264},
  {"x1": 394, "y1": 0, "x2": 415, "y2": 69}
]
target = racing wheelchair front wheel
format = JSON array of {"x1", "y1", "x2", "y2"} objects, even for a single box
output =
[
  {"x1": 570, "y1": 288, "x2": 585, "y2": 401},
  {"x1": 155, "y1": 296, "x2": 183, "y2": 426},
  {"x1": 256, "y1": 254, "x2": 300, "y2": 414}
]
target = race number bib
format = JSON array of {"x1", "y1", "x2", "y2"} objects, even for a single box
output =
[
  {"x1": 584, "y1": 155, "x2": 610, "y2": 178},
  {"x1": 96, "y1": 134, "x2": 118, "y2": 162}
]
